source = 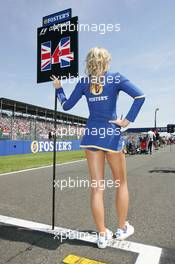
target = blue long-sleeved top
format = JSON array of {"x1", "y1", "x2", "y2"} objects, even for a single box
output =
[{"x1": 56, "y1": 72, "x2": 145, "y2": 123}]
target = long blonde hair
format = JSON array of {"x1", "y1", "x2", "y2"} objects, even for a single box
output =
[{"x1": 85, "y1": 47, "x2": 111, "y2": 84}]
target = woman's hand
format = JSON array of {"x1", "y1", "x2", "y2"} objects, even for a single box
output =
[
  {"x1": 50, "y1": 75, "x2": 62, "y2": 89},
  {"x1": 109, "y1": 118, "x2": 130, "y2": 128}
]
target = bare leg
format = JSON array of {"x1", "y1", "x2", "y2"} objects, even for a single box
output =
[
  {"x1": 106, "y1": 150, "x2": 129, "y2": 229},
  {"x1": 85, "y1": 149, "x2": 106, "y2": 234}
]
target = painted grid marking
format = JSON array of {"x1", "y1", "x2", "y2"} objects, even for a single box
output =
[{"x1": 0, "y1": 215, "x2": 162, "y2": 264}]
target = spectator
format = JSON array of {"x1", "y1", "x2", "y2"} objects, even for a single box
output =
[{"x1": 147, "y1": 129, "x2": 155, "y2": 154}]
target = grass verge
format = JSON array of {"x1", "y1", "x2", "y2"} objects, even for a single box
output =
[{"x1": 0, "y1": 150, "x2": 86, "y2": 174}]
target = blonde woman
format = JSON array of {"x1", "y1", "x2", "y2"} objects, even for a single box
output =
[{"x1": 50, "y1": 47, "x2": 145, "y2": 249}]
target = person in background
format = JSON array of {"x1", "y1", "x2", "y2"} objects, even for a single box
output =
[
  {"x1": 147, "y1": 129, "x2": 155, "y2": 154},
  {"x1": 155, "y1": 130, "x2": 160, "y2": 148}
]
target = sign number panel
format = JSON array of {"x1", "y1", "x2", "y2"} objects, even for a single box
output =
[{"x1": 37, "y1": 16, "x2": 78, "y2": 83}]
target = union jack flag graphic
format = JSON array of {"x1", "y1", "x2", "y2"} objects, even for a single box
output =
[
  {"x1": 52, "y1": 36, "x2": 74, "y2": 68},
  {"x1": 41, "y1": 41, "x2": 51, "y2": 72},
  {"x1": 40, "y1": 37, "x2": 74, "y2": 72}
]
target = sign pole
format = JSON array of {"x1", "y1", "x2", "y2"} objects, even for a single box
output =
[
  {"x1": 37, "y1": 9, "x2": 78, "y2": 230},
  {"x1": 52, "y1": 89, "x2": 57, "y2": 230}
]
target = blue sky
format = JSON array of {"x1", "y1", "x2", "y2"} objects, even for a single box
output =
[{"x1": 0, "y1": 0, "x2": 175, "y2": 127}]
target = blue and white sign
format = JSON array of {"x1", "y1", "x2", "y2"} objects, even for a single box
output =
[
  {"x1": 0, "y1": 139, "x2": 81, "y2": 156},
  {"x1": 42, "y1": 8, "x2": 72, "y2": 27}
]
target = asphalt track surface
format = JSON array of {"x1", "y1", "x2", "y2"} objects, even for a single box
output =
[{"x1": 0, "y1": 145, "x2": 175, "y2": 264}]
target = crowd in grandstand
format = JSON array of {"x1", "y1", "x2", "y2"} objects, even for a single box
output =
[{"x1": 0, "y1": 114, "x2": 84, "y2": 140}]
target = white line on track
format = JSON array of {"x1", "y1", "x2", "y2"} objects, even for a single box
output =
[
  {"x1": 0, "y1": 159, "x2": 86, "y2": 177},
  {"x1": 0, "y1": 215, "x2": 162, "y2": 264}
]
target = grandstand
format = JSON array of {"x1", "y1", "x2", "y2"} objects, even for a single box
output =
[{"x1": 0, "y1": 98, "x2": 87, "y2": 140}]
